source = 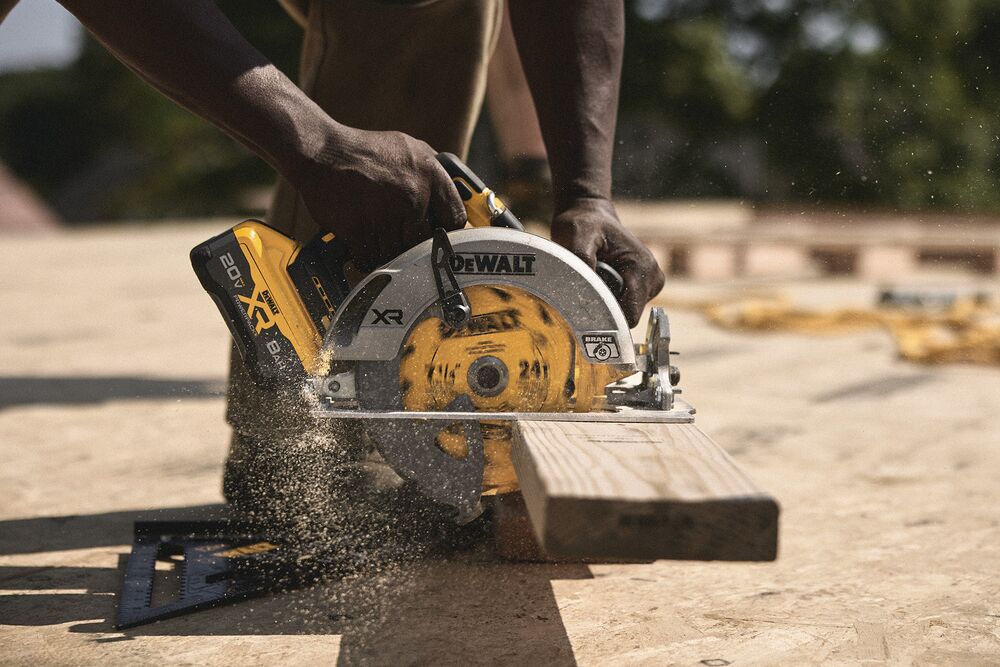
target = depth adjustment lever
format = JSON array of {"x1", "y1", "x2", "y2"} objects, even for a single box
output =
[{"x1": 431, "y1": 228, "x2": 472, "y2": 330}]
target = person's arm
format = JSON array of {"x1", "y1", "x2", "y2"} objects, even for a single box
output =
[
  {"x1": 1, "y1": 0, "x2": 19, "y2": 23},
  {"x1": 55, "y1": 0, "x2": 466, "y2": 271},
  {"x1": 507, "y1": 0, "x2": 664, "y2": 326}
]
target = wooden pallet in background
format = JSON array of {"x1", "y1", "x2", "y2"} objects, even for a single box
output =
[{"x1": 614, "y1": 201, "x2": 1000, "y2": 280}]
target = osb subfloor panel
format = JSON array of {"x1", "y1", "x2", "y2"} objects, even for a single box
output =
[{"x1": 1, "y1": 221, "x2": 998, "y2": 665}]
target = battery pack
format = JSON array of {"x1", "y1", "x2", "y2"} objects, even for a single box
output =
[{"x1": 190, "y1": 220, "x2": 350, "y2": 385}]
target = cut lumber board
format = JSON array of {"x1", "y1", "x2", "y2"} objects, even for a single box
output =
[{"x1": 511, "y1": 420, "x2": 779, "y2": 561}]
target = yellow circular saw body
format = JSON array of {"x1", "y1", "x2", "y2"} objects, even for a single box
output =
[{"x1": 398, "y1": 285, "x2": 628, "y2": 495}]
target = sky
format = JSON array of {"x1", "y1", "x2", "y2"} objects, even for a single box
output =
[{"x1": 0, "y1": 0, "x2": 82, "y2": 73}]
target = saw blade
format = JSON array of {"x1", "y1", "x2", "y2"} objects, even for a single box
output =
[{"x1": 397, "y1": 285, "x2": 627, "y2": 494}]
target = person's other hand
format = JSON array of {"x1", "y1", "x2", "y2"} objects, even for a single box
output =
[
  {"x1": 295, "y1": 124, "x2": 467, "y2": 272},
  {"x1": 551, "y1": 197, "x2": 665, "y2": 327}
]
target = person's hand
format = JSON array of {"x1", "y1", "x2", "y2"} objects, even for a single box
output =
[
  {"x1": 551, "y1": 197, "x2": 665, "y2": 327},
  {"x1": 295, "y1": 123, "x2": 467, "y2": 272}
]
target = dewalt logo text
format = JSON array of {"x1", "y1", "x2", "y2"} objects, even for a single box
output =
[
  {"x1": 449, "y1": 253, "x2": 536, "y2": 276},
  {"x1": 260, "y1": 289, "x2": 280, "y2": 316},
  {"x1": 439, "y1": 309, "x2": 522, "y2": 338}
]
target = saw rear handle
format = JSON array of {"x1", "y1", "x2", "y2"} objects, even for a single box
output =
[
  {"x1": 191, "y1": 154, "x2": 624, "y2": 384},
  {"x1": 436, "y1": 152, "x2": 524, "y2": 230}
]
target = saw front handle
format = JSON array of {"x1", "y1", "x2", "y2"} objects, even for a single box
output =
[{"x1": 436, "y1": 153, "x2": 625, "y2": 298}]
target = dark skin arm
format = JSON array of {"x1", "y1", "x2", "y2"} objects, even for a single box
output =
[
  {"x1": 13, "y1": 0, "x2": 661, "y2": 319},
  {"x1": 508, "y1": 0, "x2": 664, "y2": 326},
  {"x1": 52, "y1": 0, "x2": 466, "y2": 272},
  {"x1": 0, "y1": 0, "x2": 18, "y2": 22}
]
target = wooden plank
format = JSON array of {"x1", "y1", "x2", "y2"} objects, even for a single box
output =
[{"x1": 511, "y1": 421, "x2": 779, "y2": 561}]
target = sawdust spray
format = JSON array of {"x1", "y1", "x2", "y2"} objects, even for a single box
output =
[{"x1": 221, "y1": 370, "x2": 490, "y2": 640}]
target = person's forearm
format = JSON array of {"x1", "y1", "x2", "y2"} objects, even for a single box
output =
[
  {"x1": 1, "y1": 0, "x2": 19, "y2": 23},
  {"x1": 507, "y1": 0, "x2": 624, "y2": 211},
  {"x1": 57, "y1": 0, "x2": 327, "y2": 182}
]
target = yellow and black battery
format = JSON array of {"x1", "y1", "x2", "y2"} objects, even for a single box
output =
[{"x1": 190, "y1": 221, "x2": 350, "y2": 385}]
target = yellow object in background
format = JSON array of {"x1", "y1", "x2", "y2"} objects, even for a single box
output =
[
  {"x1": 887, "y1": 298, "x2": 1000, "y2": 365},
  {"x1": 663, "y1": 292, "x2": 1000, "y2": 366}
]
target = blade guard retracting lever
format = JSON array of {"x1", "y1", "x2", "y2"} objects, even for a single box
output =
[{"x1": 431, "y1": 228, "x2": 472, "y2": 331}]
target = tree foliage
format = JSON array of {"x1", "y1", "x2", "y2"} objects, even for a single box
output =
[
  {"x1": 619, "y1": 0, "x2": 1000, "y2": 209},
  {"x1": 1, "y1": 0, "x2": 999, "y2": 220},
  {"x1": 0, "y1": 0, "x2": 300, "y2": 220}
]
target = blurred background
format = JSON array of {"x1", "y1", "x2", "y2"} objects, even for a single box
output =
[
  {"x1": 3, "y1": 0, "x2": 1000, "y2": 226},
  {"x1": 2, "y1": 6, "x2": 999, "y2": 658}
]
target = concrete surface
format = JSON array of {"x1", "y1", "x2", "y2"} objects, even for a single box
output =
[{"x1": 1, "y1": 221, "x2": 999, "y2": 665}]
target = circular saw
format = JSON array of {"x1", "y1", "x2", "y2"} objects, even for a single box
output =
[{"x1": 191, "y1": 154, "x2": 690, "y2": 525}]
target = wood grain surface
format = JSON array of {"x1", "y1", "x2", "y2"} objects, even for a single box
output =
[{"x1": 512, "y1": 420, "x2": 779, "y2": 561}]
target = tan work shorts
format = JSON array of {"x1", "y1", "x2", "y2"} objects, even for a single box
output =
[{"x1": 227, "y1": 0, "x2": 503, "y2": 438}]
